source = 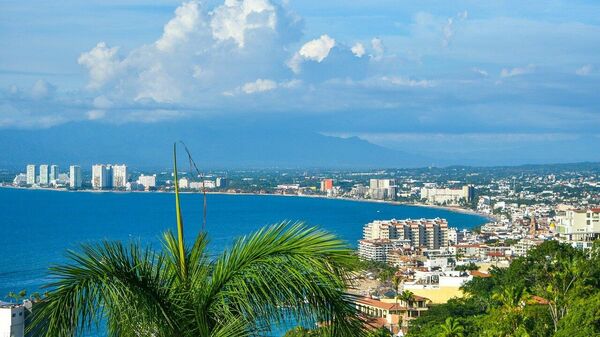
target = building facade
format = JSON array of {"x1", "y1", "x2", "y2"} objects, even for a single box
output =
[
  {"x1": 39, "y1": 165, "x2": 49, "y2": 186},
  {"x1": 369, "y1": 179, "x2": 397, "y2": 200},
  {"x1": 91, "y1": 164, "x2": 111, "y2": 189},
  {"x1": 69, "y1": 165, "x2": 82, "y2": 189},
  {"x1": 112, "y1": 165, "x2": 128, "y2": 188},
  {"x1": 26, "y1": 165, "x2": 36, "y2": 185},
  {"x1": 320, "y1": 179, "x2": 334, "y2": 192},
  {"x1": 137, "y1": 174, "x2": 156, "y2": 190},
  {"x1": 420, "y1": 185, "x2": 474, "y2": 205},
  {"x1": 49, "y1": 165, "x2": 59, "y2": 182},
  {"x1": 0, "y1": 302, "x2": 25, "y2": 337}
]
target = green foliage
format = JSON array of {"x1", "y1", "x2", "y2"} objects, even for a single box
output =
[
  {"x1": 455, "y1": 263, "x2": 479, "y2": 272},
  {"x1": 410, "y1": 240, "x2": 600, "y2": 337}
]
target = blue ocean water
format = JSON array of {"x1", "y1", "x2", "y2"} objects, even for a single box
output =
[{"x1": 0, "y1": 188, "x2": 487, "y2": 335}]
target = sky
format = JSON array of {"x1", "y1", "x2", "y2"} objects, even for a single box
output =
[{"x1": 1, "y1": 0, "x2": 599, "y2": 167}]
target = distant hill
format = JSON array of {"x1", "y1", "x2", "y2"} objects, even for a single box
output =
[{"x1": 0, "y1": 121, "x2": 430, "y2": 170}]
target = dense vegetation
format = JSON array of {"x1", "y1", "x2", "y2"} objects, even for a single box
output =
[{"x1": 408, "y1": 241, "x2": 600, "y2": 337}]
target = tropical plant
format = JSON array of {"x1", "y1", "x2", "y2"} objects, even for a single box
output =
[
  {"x1": 397, "y1": 290, "x2": 415, "y2": 307},
  {"x1": 438, "y1": 317, "x2": 464, "y2": 337},
  {"x1": 28, "y1": 144, "x2": 366, "y2": 337}
]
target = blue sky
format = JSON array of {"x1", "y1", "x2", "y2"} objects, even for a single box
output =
[{"x1": 1, "y1": 0, "x2": 599, "y2": 165}]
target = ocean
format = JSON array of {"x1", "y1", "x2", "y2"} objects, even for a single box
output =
[{"x1": 0, "y1": 187, "x2": 487, "y2": 335}]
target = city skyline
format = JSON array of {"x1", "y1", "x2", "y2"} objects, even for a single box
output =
[{"x1": 1, "y1": 0, "x2": 599, "y2": 166}]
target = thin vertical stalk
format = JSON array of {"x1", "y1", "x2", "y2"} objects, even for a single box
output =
[{"x1": 173, "y1": 142, "x2": 186, "y2": 277}]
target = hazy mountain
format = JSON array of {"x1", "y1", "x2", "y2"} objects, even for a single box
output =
[{"x1": 0, "y1": 121, "x2": 430, "y2": 170}]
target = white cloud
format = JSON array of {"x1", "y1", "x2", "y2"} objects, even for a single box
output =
[
  {"x1": 472, "y1": 68, "x2": 489, "y2": 77},
  {"x1": 288, "y1": 34, "x2": 335, "y2": 73},
  {"x1": 210, "y1": 0, "x2": 277, "y2": 48},
  {"x1": 381, "y1": 76, "x2": 435, "y2": 88},
  {"x1": 370, "y1": 38, "x2": 384, "y2": 60},
  {"x1": 78, "y1": 42, "x2": 121, "y2": 89},
  {"x1": 86, "y1": 110, "x2": 106, "y2": 120},
  {"x1": 443, "y1": 11, "x2": 468, "y2": 47},
  {"x1": 500, "y1": 64, "x2": 535, "y2": 78},
  {"x1": 93, "y1": 95, "x2": 113, "y2": 109},
  {"x1": 241, "y1": 78, "x2": 278, "y2": 93},
  {"x1": 156, "y1": 1, "x2": 201, "y2": 52},
  {"x1": 351, "y1": 42, "x2": 365, "y2": 57},
  {"x1": 576, "y1": 64, "x2": 592, "y2": 76},
  {"x1": 31, "y1": 80, "x2": 55, "y2": 100},
  {"x1": 135, "y1": 64, "x2": 182, "y2": 103}
]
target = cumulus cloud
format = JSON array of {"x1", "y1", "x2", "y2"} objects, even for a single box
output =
[
  {"x1": 78, "y1": 42, "x2": 121, "y2": 89},
  {"x1": 288, "y1": 34, "x2": 335, "y2": 73},
  {"x1": 576, "y1": 64, "x2": 593, "y2": 76},
  {"x1": 156, "y1": 1, "x2": 202, "y2": 52},
  {"x1": 500, "y1": 64, "x2": 535, "y2": 78},
  {"x1": 351, "y1": 42, "x2": 365, "y2": 57},
  {"x1": 472, "y1": 68, "x2": 489, "y2": 77},
  {"x1": 241, "y1": 78, "x2": 278, "y2": 93},
  {"x1": 210, "y1": 0, "x2": 277, "y2": 48}
]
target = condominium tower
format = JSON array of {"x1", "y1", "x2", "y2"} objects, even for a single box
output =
[
  {"x1": 39, "y1": 165, "x2": 49, "y2": 185},
  {"x1": 112, "y1": 164, "x2": 128, "y2": 188},
  {"x1": 26, "y1": 165, "x2": 36, "y2": 185},
  {"x1": 69, "y1": 165, "x2": 82, "y2": 189},
  {"x1": 91, "y1": 164, "x2": 111, "y2": 189}
]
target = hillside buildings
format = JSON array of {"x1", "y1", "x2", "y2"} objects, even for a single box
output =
[
  {"x1": 556, "y1": 208, "x2": 600, "y2": 249},
  {"x1": 358, "y1": 218, "x2": 449, "y2": 262},
  {"x1": 420, "y1": 185, "x2": 474, "y2": 205},
  {"x1": 69, "y1": 165, "x2": 82, "y2": 189}
]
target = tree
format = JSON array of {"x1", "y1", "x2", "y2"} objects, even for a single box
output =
[
  {"x1": 438, "y1": 317, "x2": 464, "y2": 337},
  {"x1": 28, "y1": 144, "x2": 366, "y2": 337},
  {"x1": 397, "y1": 290, "x2": 415, "y2": 308}
]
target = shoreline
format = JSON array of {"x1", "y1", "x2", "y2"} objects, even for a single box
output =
[{"x1": 0, "y1": 184, "x2": 494, "y2": 223}]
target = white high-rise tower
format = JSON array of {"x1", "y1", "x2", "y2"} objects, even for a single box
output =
[
  {"x1": 112, "y1": 164, "x2": 128, "y2": 188},
  {"x1": 91, "y1": 164, "x2": 111, "y2": 189},
  {"x1": 26, "y1": 165, "x2": 36, "y2": 185},
  {"x1": 39, "y1": 165, "x2": 49, "y2": 185},
  {"x1": 49, "y1": 165, "x2": 59, "y2": 181},
  {"x1": 69, "y1": 165, "x2": 82, "y2": 189}
]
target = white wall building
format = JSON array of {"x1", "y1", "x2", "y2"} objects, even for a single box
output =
[
  {"x1": 0, "y1": 302, "x2": 24, "y2": 337},
  {"x1": 39, "y1": 164, "x2": 49, "y2": 185},
  {"x1": 91, "y1": 164, "x2": 111, "y2": 189},
  {"x1": 137, "y1": 174, "x2": 156, "y2": 190},
  {"x1": 49, "y1": 165, "x2": 59, "y2": 182},
  {"x1": 179, "y1": 178, "x2": 190, "y2": 189},
  {"x1": 112, "y1": 164, "x2": 128, "y2": 188},
  {"x1": 26, "y1": 165, "x2": 36, "y2": 185},
  {"x1": 420, "y1": 185, "x2": 474, "y2": 205},
  {"x1": 69, "y1": 165, "x2": 82, "y2": 189}
]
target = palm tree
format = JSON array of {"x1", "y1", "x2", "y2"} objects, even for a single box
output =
[
  {"x1": 438, "y1": 317, "x2": 464, "y2": 337},
  {"x1": 28, "y1": 144, "x2": 366, "y2": 337},
  {"x1": 397, "y1": 290, "x2": 414, "y2": 308}
]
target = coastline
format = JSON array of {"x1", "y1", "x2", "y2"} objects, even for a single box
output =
[{"x1": 0, "y1": 184, "x2": 494, "y2": 222}]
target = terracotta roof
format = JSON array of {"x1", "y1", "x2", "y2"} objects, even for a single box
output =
[
  {"x1": 469, "y1": 270, "x2": 491, "y2": 278},
  {"x1": 529, "y1": 295, "x2": 550, "y2": 305}
]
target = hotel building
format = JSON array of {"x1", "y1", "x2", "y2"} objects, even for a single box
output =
[
  {"x1": 420, "y1": 185, "x2": 474, "y2": 205},
  {"x1": 26, "y1": 165, "x2": 36, "y2": 185},
  {"x1": 39, "y1": 165, "x2": 49, "y2": 186},
  {"x1": 69, "y1": 165, "x2": 82, "y2": 189},
  {"x1": 111, "y1": 164, "x2": 128, "y2": 188}
]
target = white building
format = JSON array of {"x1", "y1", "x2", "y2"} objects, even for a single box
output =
[
  {"x1": 112, "y1": 164, "x2": 128, "y2": 188},
  {"x1": 216, "y1": 177, "x2": 229, "y2": 188},
  {"x1": 137, "y1": 174, "x2": 156, "y2": 190},
  {"x1": 369, "y1": 179, "x2": 397, "y2": 200},
  {"x1": 179, "y1": 177, "x2": 190, "y2": 189},
  {"x1": 26, "y1": 165, "x2": 36, "y2": 185},
  {"x1": 12, "y1": 174, "x2": 27, "y2": 187},
  {"x1": 420, "y1": 185, "x2": 474, "y2": 205},
  {"x1": 556, "y1": 208, "x2": 600, "y2": 249},
  {"x1": 0, "y1": 302, "x2": 25, "y2": 337},
  {"x1": 69, "y1": 165, "x2": 82, "y2": 189},
  {"x1": 39, "y1": 164, "x2": 49, "y2": 185},
  {"x1": 49, "y1": 165, "x2": 59, "y2": 182},
  {"x1": 92, "y1": 164, "x2": 111, "y2": 189}
]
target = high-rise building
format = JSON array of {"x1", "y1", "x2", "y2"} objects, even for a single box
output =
[
  {"x1": 320, "y1": 179, "x2": 334, "y2": 192},
  {"x1": 39, "y1": 165, "x2": 49, "y2": 185},
  {"x1": 358, "y1": 218, "x2": 449, "y2": 262},
  {"x1": 69, "y1": 165, "x2": 82, "y2": 189},
  {"x1": 92, "y1": 164, "x2": 111, "y2": 189},
  {"x1": 112, "y1": 164, "x2": 128, "y2": 188},
  {"x1": 49, "y1": 165, "x2": 59, "y2": 181},
  {"x1": 368, "y1": 179, "x2": 397, "y2": 200},
  {"x1": 216, "y1": 177, "x2": 229, "y2": 188},
  {"x1": 26, "y1": 165, "x2": 36, "y2": 185}
]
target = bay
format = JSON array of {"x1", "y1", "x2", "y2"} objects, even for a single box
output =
[{"x1": 0, "y1": 187, "x2": 487, "y2": 335}]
